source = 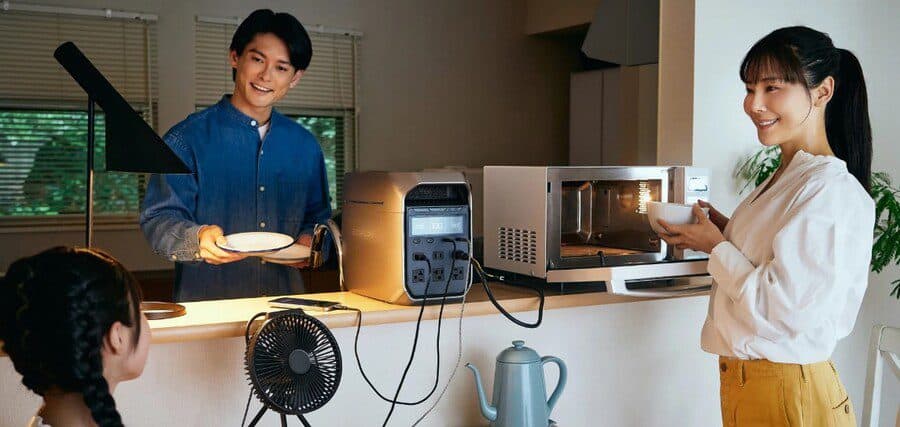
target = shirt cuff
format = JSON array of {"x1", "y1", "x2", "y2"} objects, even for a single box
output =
[
  {"x1": 708, "y1": 241, "x2": 755, "y2": 302},
  {"x1": 169, "y1": 223, "x2": 204, "y2": 262}
]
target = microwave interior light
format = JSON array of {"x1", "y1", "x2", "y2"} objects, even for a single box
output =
[{"x1": 637, "y1": 181, "x2": 651, "y2": 214}]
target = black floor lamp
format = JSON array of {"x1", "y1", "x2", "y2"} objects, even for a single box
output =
[{"x1": 53, "y1": 42, "x2": 189, "y2": 247}]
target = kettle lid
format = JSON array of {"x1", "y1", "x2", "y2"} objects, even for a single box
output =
[{"x1": 497, "y1": 340, "x2": 540, "y2": 364}]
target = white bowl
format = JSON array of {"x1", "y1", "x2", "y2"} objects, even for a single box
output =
[{"x1": 646, "y1": 201, "x2": 709, "y2": 234}]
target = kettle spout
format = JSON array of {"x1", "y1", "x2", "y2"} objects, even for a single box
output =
[{"x1": 465, "y1": 363, "x2": 497, "y2": 422}]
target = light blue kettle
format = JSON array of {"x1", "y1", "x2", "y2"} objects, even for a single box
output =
[{"x1": 466, "y1": 340, "x2": 567, "y2": 427}]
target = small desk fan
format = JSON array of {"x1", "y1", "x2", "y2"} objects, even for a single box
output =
[{"x1": 243, "y1": 309, "x2": 343, "y2": 427}]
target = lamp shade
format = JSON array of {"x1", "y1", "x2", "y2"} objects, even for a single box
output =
[{"x1": 53, "y1": 42, "x2": 189, "y2": 174}]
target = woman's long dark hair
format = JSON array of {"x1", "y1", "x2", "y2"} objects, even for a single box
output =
[
  {"x1": 739, "y1": 26, "x2": 872, "y2": 192},
  {"x1": 0, "y1": 247, "x2": 143, "y2": 427}
]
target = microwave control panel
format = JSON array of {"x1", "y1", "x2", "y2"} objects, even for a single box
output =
[{"x1": 674, "y1": 167, "x2": 711, "y2": 205}]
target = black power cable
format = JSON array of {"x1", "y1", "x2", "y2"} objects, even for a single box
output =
[
  {"x1": 382, "y1": 239, "x2": 459, "y2": 426},
  {"x1": 336, "y1": 241, "x2": 463, "y2": 426},
  {"x1": 335, "y1": 236, "x2": 545, "y2": 425},
  {"x1": 470, "y1": 251, "x2": 544, "y2": 329},
  {"x1": 378, "y1": 255, "x2": 431, "y2": 426}
]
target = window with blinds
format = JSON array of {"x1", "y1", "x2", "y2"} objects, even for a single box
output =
[
  {"x1": 195, "y1": 18, "x2": 358, "y2": 210},
  {"x1": 0, "y1": 9, "x2": 158, "y2": 221}
]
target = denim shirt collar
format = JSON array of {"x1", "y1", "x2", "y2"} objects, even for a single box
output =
[{"x1": 216, "y1": 94, "x2": 275, "y2": 130}]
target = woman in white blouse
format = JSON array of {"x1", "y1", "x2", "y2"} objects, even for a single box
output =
[{"x1": 658, "y1": 26, "x2": 875, "y2": 427}]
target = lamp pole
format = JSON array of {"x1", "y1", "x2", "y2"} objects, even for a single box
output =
[{"x1": 85, "y1": 96, "x2": 95, "y2": 247}]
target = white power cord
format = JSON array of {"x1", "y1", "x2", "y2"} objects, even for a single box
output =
[{"x1": 411, "y1": 280, "x2": 467, "y2": 426}]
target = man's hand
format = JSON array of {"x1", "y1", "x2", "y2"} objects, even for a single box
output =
[
  {"x1": 285, "y1": 234, "x2": 313, "y2": 269},
  {"x1": 198, "y1": 225, "x2": 247, "y2": 265},
  {"x1": 698, "y1": 199, "x2": 729, "y2": 233},
  {"x1": 657, "y1": 204, "x2": 726, "y2": 254}
]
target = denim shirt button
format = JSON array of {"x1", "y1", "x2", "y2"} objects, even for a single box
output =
[
  {"x1": 259, "y1": 186, "x2": 265, "y2": 192},
  {"x1": 250, "y1": 119, "x2": 257, "y2": 126},
  {"x1": 259, "y1": 221, "x2": 266, "y2": 228}
]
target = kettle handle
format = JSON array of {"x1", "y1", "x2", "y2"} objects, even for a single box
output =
[{"x1": 541, "y1": 356, "x2": 567, "y2": 413}]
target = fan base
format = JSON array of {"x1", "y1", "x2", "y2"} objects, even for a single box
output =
[{"x1": 247, "y1": 406, "x2": 312, "y2": 427}]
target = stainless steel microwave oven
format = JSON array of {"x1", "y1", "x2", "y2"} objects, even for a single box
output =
[{"x1": 483, "y1": 166, "x2": 712, "y2": 297}]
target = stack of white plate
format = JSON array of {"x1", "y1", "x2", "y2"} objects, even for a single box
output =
[
  {"x1": 216, "y1": 232, "x2": 298, "y2": 258},
  {"x1": 215, "y1": 232, "x2": 311, "y2": 264},
  {"x1": 260, "y1": 244, "x2": 311, "y2": 265}
]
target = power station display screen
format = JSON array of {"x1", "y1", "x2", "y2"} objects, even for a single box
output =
[{"x1": 410, "y1": 216, "x2": 464, "y2": 236}]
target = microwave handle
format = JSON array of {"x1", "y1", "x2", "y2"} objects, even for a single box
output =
[{"x1": 606, "y1": 279, "x2": 711, "y2": 298}]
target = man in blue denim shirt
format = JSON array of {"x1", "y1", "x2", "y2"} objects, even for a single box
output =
[{"x1": 140, "y1": 10, "x2": 330, "y2": 301}]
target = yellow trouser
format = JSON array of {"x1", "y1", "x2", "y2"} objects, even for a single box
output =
[{"x1": 719, "y1": 357, "x2": 856, "y2": 427}]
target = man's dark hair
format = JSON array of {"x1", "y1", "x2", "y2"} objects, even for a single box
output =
[{"x1": 230, "y1": 9, "x2": 313, "y2": 81}]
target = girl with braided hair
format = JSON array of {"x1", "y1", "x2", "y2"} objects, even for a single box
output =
[{"x1": 0, "y1": 247, "x2": 150, "y2": 427}]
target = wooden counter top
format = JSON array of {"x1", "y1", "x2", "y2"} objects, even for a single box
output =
[{"x1": 147, "y1": 279, "x2": 710, "y2": 344}]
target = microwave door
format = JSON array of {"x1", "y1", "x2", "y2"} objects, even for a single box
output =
[{"x1": 550, "y1": 175, "x2": 666, "y2": 269}]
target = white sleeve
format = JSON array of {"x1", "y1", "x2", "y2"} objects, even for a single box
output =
[{"x1": 706, "y1": 180, "x2": 873, "y2": 342}]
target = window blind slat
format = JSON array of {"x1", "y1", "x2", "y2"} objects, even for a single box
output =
[
  {"x1": 0, "y1": 10, "x2": 158, "y2": 106},
  {"x1": 0, "y1": 110, "x2": 147, "y2": 216}
]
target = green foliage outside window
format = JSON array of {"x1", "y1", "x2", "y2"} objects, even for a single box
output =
[
  {"x1": 0, "y1": 110, "x2": 142, "y2": 217},
  {"x1": 294, "y1": 115, "x2": 340, "y2": 210},
  {"x1": 0, "y1": 110, "x2": 344, "y2": 218}
]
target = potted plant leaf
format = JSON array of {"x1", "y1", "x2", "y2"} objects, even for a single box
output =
[{"x1": 734, "y1": 146, "x2": 900, "y2": 298}]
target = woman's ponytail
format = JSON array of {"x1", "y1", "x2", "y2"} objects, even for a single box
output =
[{"x1": 826, "y1": 48, "x2": 872, "y2": 192}]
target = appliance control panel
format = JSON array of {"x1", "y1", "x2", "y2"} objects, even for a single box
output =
[
  {"x1": 404, "y1": 205, "x2": 471, "y2": 299},
  {"x1": 674, "y1": 167, "x2": 711, "y2": 205}
]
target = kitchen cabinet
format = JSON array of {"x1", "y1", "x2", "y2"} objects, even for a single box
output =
[
  {"x1": 570, "y1": 0, "x2": 694, "y2": 167},
  {"x1": 569, "y1": 64, "x2": 658, "y2": 166}
]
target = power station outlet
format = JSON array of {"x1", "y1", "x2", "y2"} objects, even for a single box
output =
[
  {"x1": 432, "y1": 267, "x2": 445, "y2": 282},
  {"x1": 451, "y1": 266, "x2": 465, "y2": 281}
]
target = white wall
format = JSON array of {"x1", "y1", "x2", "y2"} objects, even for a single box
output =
[
  {"x1": 0, "y1": 0, "x2": 575, "y2": 272},
  {"x1": 693, "y1": 1, "x2": 900, "y2": 425},
  {"x1": 1, "y1": 298, "x2": 721, "y2": 426}
]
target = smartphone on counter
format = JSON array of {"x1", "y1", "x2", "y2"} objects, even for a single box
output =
[{"x1": 268, "y1": 297, "x2": 341, "y2": 312}]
